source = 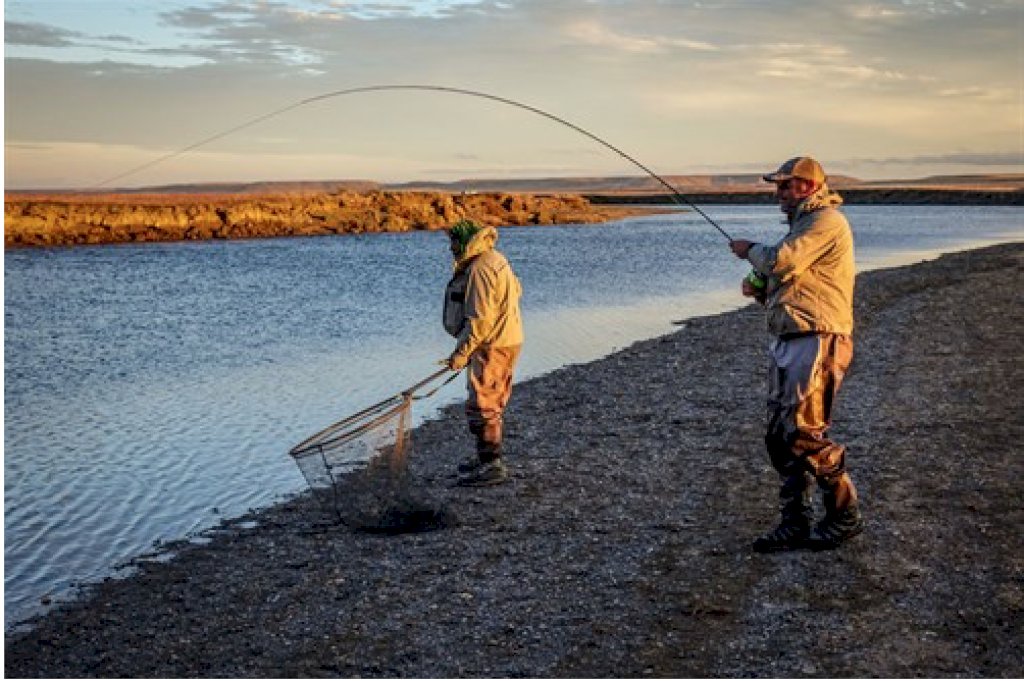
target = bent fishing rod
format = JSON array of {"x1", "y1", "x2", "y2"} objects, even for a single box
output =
[{"x1": 95, "y1": 84, "x2": 733, "y2": 241}]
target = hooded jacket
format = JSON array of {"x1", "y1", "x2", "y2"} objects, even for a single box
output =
[
  {"x1": 747, "y1": 183, "x2": 855, "y2": 337},
  {"x1": 443, "y1": 226, "x2": 523, "y2": 366}
]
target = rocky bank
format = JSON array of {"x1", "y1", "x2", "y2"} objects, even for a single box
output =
[
  {"x1": 5, "y1": 242, "x2": 1023, "y2": 677},
  {"x1": 3, "y1": 191, "x2": 649, "y2": 248}
]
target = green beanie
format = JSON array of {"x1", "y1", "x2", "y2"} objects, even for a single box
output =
[{"x1": 448, "y1": 219, "x2": 482, "y2": 256}]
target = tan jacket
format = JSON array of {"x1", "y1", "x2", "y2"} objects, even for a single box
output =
[
  {"x1": 748, "y1": 184, "x2": 855, "y2": 336},
  {"x1": 443, "y1": 227, "x2": 523, "y2": 366}
]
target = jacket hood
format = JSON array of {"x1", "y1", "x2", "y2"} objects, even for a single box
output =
[
  {"x1": 453, "y1": 225, "x2": 498, "y2": 271},
  {"x1": 792, "y1": 182, "x2": 843, "y2": 221}
]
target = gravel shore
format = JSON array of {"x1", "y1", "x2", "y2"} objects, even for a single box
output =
[{"x1": 6, "y1": 242, "x2": 1022, "y2": 678}]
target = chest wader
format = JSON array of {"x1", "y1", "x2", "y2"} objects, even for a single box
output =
[
  {"x1": 466, "y1": 345, "x2": 521, "y2": 463},
  {"x1": 756, "y1": 333, "x2": 862, "y2": 551}
]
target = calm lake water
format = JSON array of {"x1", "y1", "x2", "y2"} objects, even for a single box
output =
[{"x1": 5, "y1": 205, "x2": 1022, "y2": 627}]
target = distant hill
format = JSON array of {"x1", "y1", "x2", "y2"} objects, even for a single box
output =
[
  {"x1": 4, "y1": 180, "x2": 384, "y2": 197},
  {"x1": 127, "y1": 180, "x2": 384, "y2": 195},
  {"x1": 857, "y1": 173, "x2": 1024, "y2": 190},
  {"x1": 7, "y1": 173, "x2": 1021, "y2": 197},
  {"x1": 388, "y1": 174, "x2": 863, "y2": 194},
  {"x1": 120, "y1": 172, "x2": 993, "y2": 196}
]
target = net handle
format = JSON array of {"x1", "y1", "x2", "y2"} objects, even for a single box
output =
[
  {"x1": 288, "y1": 367, "x2": 462, "y2": 457},
  {"x1": 403, "y1": 367, "x2": 463, "y2": 400}
]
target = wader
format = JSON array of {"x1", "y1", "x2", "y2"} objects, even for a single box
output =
[
  {"x1": 467, "y1": 344, "x2": 521, "y2": 463},
  {"x1": 766, "y1": 333, "x2": 858, "y2": 528}
]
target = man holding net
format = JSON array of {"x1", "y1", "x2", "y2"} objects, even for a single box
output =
[{"x1": 442, "y1": 219, "x2": 524, "y2": 486}]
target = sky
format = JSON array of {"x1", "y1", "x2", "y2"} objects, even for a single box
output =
[{"x1": 4, "y1": 0, "x2": 1023, "y2": 189}]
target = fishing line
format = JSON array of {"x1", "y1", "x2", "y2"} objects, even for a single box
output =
[{"x1": 95, "y1": 84, "x2": 733, "y2": 241}]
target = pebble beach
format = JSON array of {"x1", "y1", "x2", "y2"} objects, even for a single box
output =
[{"x1": 5, "y1": 241, "x2": 1022, "y2": 678}]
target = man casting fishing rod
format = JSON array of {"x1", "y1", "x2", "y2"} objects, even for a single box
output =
[
  {"x1": 442, "y1": 219, "x2": 524, "y2": 486},
  {"x1": 729, "y1": 156, "x2": 863, "y2": 552}
]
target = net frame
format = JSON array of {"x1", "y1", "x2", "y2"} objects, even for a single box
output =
[{"x1": 288, "y1": 369, "x2": 455, "y2": 523}]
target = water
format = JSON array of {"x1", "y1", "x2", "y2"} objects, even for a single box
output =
[{"x1": 5, "y1": 205, "x2": 1022, "y2": 627}]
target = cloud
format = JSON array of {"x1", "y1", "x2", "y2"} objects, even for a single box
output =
[
  {"x1": 5, "y1": 21, "x2": 82, "y2": 47},
  {"x1": 759, "y1": 59, "x2": 913, "y2": 83},
  {"x1": 563, "y1": 20, "x2": 661, "y2": 54},
  {"x1": 3, "y1": 138, "x2": 460, "y2": 188},
  {"x1": 5, "y1": 0, "x2": 1020, "y2": 186},
  {"x1": 146, "y1": 1, "x2": 498, "y2": 66},
  {"x1": 938, "y1": 86, "x2": 1016, "y2": 102},
  {"x1": 645, "y1": 89, "x2": 761, "y2": 113},
  {"x1": 843, "y1": 0, "x2": 1011, "y2": 20},
  {"x1": 5, "y1": 20, "x2": 137, "y2": 49},
  {"x1": 5, "y1": 142, "x2": 52, "y2": 151},
  {"x1": 751, "y1": 42, "x2": 921, "y2": 84},
  {"x1": 844, "y1": 4, "x2": 907, "y2": 20},
  {"x1": 154, "y1": 2, "x2": 331, "y2": 65},
  {"x1": 324, "y1": 1, "x2": 468, "y2": 20},
  {"x1": 562, "y1": 20, "x2": 719, "y2": 54}
]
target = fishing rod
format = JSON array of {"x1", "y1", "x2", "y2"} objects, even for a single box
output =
[{"x1": 94, "y1": 84, "x2": 734, "y2": 241}]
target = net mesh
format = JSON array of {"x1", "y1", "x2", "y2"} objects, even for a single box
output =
[{"x1": 289, "y1": 376, "x2": 453, "y2": 532}]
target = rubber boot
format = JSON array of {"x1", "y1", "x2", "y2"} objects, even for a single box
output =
[
  {"x1": 807, "y1": 472, "x2": 863, "y2": 550},
  {"x1": 457, "y1": 438, "x2": 500, "y2": 474},
  {"x1": 753, "y1": 472, "x2": 813, "y2": 553},
  {"x1": 456, "y1": 435, "x2": 508, "y2": 486}
]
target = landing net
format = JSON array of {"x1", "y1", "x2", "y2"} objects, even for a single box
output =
[{"x1": 288, "y1": 368, "x2": 457, "y2": 531}]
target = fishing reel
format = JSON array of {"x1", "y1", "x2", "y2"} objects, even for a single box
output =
[{"x1": 746, "y1": 269, "x2": 767, "y2": 292}]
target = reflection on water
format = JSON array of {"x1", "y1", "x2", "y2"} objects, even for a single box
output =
[
  {"x1": 517, "y1": 288, "x2": 740, "y2": 378},
  {"x1": 5, "y1": 205, "x2": 1022, "y2": 626}
]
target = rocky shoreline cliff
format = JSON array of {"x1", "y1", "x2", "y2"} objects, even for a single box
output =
[{"x1": 3, "y1": 191, "x2": 649, "y2": 248}]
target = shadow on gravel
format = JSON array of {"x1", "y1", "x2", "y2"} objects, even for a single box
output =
[{"x1": 315, "y1": 468, "x2": 457, "y2": 535}]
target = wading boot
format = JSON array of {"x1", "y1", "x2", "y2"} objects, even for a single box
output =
[
  {"x1": 752, "y1": 520, "x2": 811, "y2": 553},
  {"x1": 456, "y1": 455, "x2": 483, "y2": 474},
  {"x1": 806, "y1": 507, "x2": 863, "y2": 551},
  {"x1": 807, "y1": 473, "x2": 863, "y2": 550},
  {"x1": 457, "y1": 458, "x2": 508, "y2": 487},
  {"x1": 754, "y1": 473, "x2": 814, "y2": 552}
]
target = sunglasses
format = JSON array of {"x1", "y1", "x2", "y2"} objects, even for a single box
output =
[{"x1": 777, "y1": 180, "x2": 793, "y2": 191}]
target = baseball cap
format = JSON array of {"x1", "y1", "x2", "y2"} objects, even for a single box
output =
[{"x1": 762, "y1": 156, "x2": 826, "y2": 184}]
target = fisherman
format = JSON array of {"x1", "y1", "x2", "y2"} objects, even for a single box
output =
[
  {"x1": 442, "y1": 219, "x2": 524, "y2": 486},
  {"x1": 729, "y1": 156, "x2": 863, "y2": 552}
]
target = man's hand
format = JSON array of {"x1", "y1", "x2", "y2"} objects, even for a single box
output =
[
  {"x1": 741, "y1": 277, "x2": 767, "y2": 305},
  {"x1": 730, "y1": 239, "x2": 755, "y2": 259},
  {"x1": 444, "y1": 354, "x2": 468, "y2": 371}
]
